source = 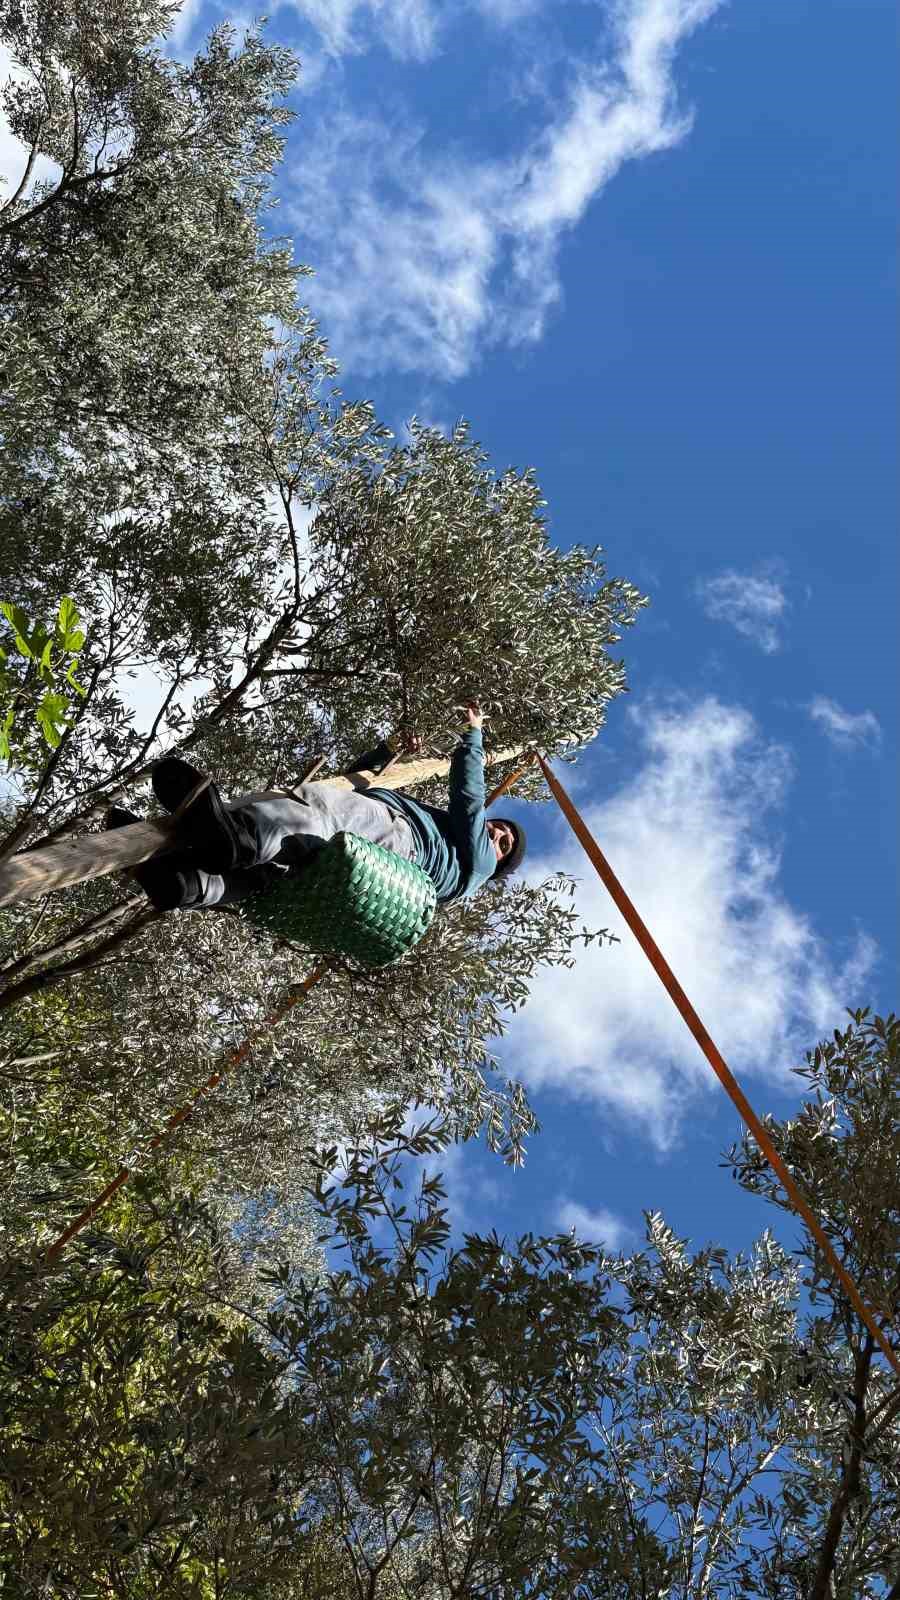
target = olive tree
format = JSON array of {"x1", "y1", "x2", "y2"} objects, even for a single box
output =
[
  {"x1": 1, "y1": 869, "x2": 614, "y2": 1294},
  {"x1": 0, "y1": 1104, "x2": 656, "y2": 1599},
  {"x1": 266, "y1": 1112, "x2": 659, "y2": 1600},
  {"x1": 588, "y1": 1009, "x2": 900, "y2": 1600},
  {"x1": 0, "y1": 1171, "x2": 342, "y2": 1597},
  {"x1": 0, "y1": 1, "x2": 643, "y2": 1235},
  {"x1": 300, "y1": 420, "x2": 646, "y2": 777},
  {"x1": 3, "y1": 1006, "x2": 896, "y2": 1597},
  {"x1": 1, "y1": 0, "x2": 645, "y2": 858}
]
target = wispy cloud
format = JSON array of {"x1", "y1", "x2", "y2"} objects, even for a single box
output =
[
  {"x1": 283, "y1": 0, "x2": 568, "y2": 62},
  {"x1": 284, "y1": 0, "x2": 441, "y2": 61},
  {"x1": 694, "y1": 567, "x2": 789, "y2": 654},
  {"x1": 504, "y1": 696, "x2": 878, "y2": 1147},
  {"x1": 807, "y1": 696, "x2": 882, "y2": 750},
  {"x1": 471, "y1": 0, "x2": 545, "y2": 20},
  {"x1": 168, "y1": 0, "x2": 207, "y2": 51},
  {"x1": 284, "y1": 0, "x2": 723, "y2": 377},
  {"x1": 555, "y1": 1197, "x2": 635, "y2": 1252}
]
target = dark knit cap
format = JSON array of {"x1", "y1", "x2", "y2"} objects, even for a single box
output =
[{"x1": 491, "y1": 817, "x2": 527, "y2": 879}]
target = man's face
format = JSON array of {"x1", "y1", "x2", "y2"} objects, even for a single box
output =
[{"x1": 486, "y1": 819, "x2": 516, "y2": 864}]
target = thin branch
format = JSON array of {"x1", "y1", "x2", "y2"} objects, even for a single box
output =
[
  {"x1": 0, "y1": 130, "x2": 43, "y2": 213},
  {"x1": 0, "y1": 157, "x2": 125, "y2": 236},
  {"x1": 69, "y1": 73, "x2": 81, "y2": 178},
  {"x1": 685, "y1": 1414, "x2": 711, "y2": 1596},
  {"x1": 0, "y1": 110, "x2": 209, "y2": 237},
  {"x1": 259, "y1": 665, "x2": 384, "y2": 681},
  {"x1": 808, "y1": 1333, "x2": 875, "y2": 1600},
  {"x1": 126, "y1": 661, "x2": 189, "y2": 771},
  {"x1": 0, "y1": 895, "x2": 52, "y2": 966},
  {"x1": 864, "y1": 1383, "x2": 900, "y2": 1448},
  {"x1": 0, "y1": 896, "x2": 139, "y2": 984},
  {"x1": 0, "y1": 905, "x2": 161, "y2": 1014},
  {"x1": 275, "y1": 465, "x2": 303, "y2": 611},
  {"x1": 595, "y1": 1415, "x2": 648, "y2": 1600},
  {"x1": 696, "y1": 1437, "x2": 783, "y2": 1596}
]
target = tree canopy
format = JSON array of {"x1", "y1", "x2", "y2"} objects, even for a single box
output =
[{"x1": 2, "y1": 1011, "x2": 897, "y2": 1596}]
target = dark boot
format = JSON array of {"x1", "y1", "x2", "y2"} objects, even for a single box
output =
[
  {"x1": 151, "y1": 757, "x2": 259, "y2": 873},
  {"x1": 105, "y1": 805, "x2": 203, "y2": 911},
  {"x1": 106, "y1": 805, "x2": 140, "y2": 829}
]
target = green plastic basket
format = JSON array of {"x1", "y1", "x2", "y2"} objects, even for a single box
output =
[{"x1": 240, "y1": 831, "x2": 437, "y2": 969}]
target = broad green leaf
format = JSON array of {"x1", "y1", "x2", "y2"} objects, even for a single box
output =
[
  {"x1": 36, "y1": 691, "x2": 70, "y2": 748},
  {"x1": 65, "y1": 662, "x2": 88, "y2": 697}
]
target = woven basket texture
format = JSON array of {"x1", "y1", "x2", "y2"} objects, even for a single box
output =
[{"x1": 240, "y1": 831, "x2": 437, "y2": 968}]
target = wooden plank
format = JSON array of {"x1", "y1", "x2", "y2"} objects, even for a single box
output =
[
  {"x1": 0, "y1": 747, "x2": 523, "y2": 908},
  {"x1": 0, "y1": 819, "x2": 176, "y2": 908}
]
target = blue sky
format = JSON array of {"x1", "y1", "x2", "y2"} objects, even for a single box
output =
[
  {"x1": 3, "y1": 0, "x2": 896, "y2": 1266},
  {"x1": 252, "y1": 0, "x2": 895, "y2": 1263}
]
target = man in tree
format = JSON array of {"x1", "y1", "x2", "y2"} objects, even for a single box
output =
[{"x1": 108, "y1": 701, "x2": 526, "y2": 913}]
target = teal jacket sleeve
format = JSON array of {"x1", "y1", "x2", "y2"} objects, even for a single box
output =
[{"x1": 447, "y1": 728, "x2": 496, "y2": 887}]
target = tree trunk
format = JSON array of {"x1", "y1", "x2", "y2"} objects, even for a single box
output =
[{"x1": 0, "y1": 748, "x2": 523, "y2": 909}]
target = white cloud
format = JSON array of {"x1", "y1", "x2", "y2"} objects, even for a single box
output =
[
  {"x1": 284, "y1": 0, "x2": 550, "y2": 60},
  {"x1": 167, "y1": 0, "x2": 207, "y2": 51},
  {"x1": 284, "y1": 0, "x2": 441, "y2": 60},
  {"x1": 807, "y1": 697, "x2": 881, "y2": 751},
  {"x1": 285, "y1": 0, "x2": 723, "y2": 377},
  {"x1": 505, "y1": 696, "x2": 878, "y2": 1147},
  {"x1": 555, "y1": 1197, "x2": 634, "y2": 1252},
  {"x1": 695, "y1": 567, "x2": 789, "y2": 654},
  {"x1": 6, "y1": 1, "x2": 721, "y2": 379}
]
